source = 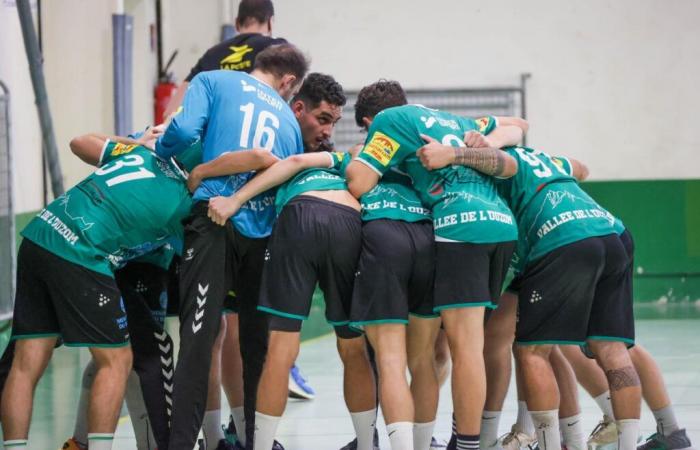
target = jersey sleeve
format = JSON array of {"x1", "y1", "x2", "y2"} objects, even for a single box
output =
[
  {"x1": 156, "y1": 73, "x2": 212, "y2": 159},
  {"x1": 99, "y1": 140, "x2": 140, "y2": 166},
  {"x1": 463, "y1": 115, "x2": 498, "y2": 135},
  {"x1": 356, "y1": 111, "x2": 414, "y2": 177},
  {"x1": 551, "y1": 155, "x2": 574, "y2": 176}
]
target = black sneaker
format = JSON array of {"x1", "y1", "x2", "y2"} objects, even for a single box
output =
[{"x1": 339, "y1": 428, "x2": 380, "y2": 450}]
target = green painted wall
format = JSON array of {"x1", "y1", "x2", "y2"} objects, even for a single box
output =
[{"x1": 581, "y1": 179, "x2": 700, "y2": 303}]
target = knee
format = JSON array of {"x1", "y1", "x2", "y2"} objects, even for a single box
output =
[
  {"x1": 336, "y1": 338, "x2": 369, "y2": 367},
  {"x1": 589, "y1": 341, "x2": 630, "y2": 367},
  {"x1": 516, "y1": 344, "x2": 553, "y2": 367},
  {"x1": 93, "y1": 346, "x2": 133, "y2": 378},
  {"x1": 267, "y1": 333, "x2": 299, "y2": 368}
]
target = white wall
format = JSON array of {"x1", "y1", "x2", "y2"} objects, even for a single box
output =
[
  {"x1": 272, "y1": 0, "x2": 700, "y2": 180},
  {"x1": 2, "y1": 0, "x2": 698, "y2": 214},
  {"x1": 0, "y1": 2, "x2": 43, "y2": 214}
]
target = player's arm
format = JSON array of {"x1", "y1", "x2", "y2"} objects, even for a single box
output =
[
  {"x1": 568, "y1": 158, "x2": 589, "y2": 181},
  {"x1": 495, "y1": 116, "x2": 529, "y2": 134},
  {"x1": 70, "y1": 133, "x2": 142, "y2": 166},
  {"x1": 207, "y1": 152, "x2": 335, "y2": 225},
  {"x1": 417, "y1": 134, "x2": 518, "y2": 178},
  {"x1": 187, "y1": 149, "x2": 280, "y2": 193},
  {"x1": 464, "y1": 115, "x2": 527, "y2": 149},
  {"x1": 345, "y1": 160, "x2": 381, "y2": 198},
  {"x1": 162, "y1": 81, "x2": 189, "y2": 120},
  {"x1": 155, "y1": 74, "x2": 212, "y2": 159}
]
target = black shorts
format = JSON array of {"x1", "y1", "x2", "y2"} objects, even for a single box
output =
[
  {"x1": 350, "y1": 219, "x2": 436, "y2": 327},
  {"x1": 515, "y1": 232, "x2": 635, "y2": 346},
  {"x1": 12, "y1": 239, "x2": 129, "y2": 347},
  {"x1": 433, "y1": 241, "x2": 516, "y2": 312},
  {"x1": 115, "y1": 262, "x2": 169, "y2": 328},
  {"x1": 258, "y1": 196, "x2": 362, "y2": 338}
]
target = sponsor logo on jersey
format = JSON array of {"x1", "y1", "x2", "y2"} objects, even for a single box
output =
[
  {"x1": 475, "y1": 117, "x2": 492, "y2": 133},
  {"x1": 363, "y1": 132, "x2": 400, "y2": 166},
  {"x1": 110, "y1": 143, "x2": 138, "y2": 157},
  {"x1": 220, "y1": 45, "x2": 254, "y2": 71}
]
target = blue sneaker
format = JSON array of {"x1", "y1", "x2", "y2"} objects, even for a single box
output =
[{"x1": 288, "y1": 364, "x2": 315, "y2": 400}]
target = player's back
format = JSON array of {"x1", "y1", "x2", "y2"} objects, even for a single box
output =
[{"x1": 21, "y1": 143, "x2": 192, "y2": 276}]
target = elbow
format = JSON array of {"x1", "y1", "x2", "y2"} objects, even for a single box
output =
[
  {"x1": 69, "y1": 135, "x2": 86, "y2": 156},
  {"x1": 578, "y1": 163, "x2": 590, "y2": 181},
  {"x1": 501, "y1": 158, "x2": 518, "y2": 179},
  {"x1": 254, "y1": 150, "x2": 279, "y2": 169},
  {"x1": 516, "y1": 118, "x2": 529, "y2": 134}
]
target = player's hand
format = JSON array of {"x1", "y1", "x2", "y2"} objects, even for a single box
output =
[
  {"x1": 463, "y1": 130, "x2": 492, "y2": 148},
  {"x1": 187, "y1": 166, "x2": 204, "y2": 193},
  {"x1": 208, "y1": 196, "x2": 241, "y2": 226},
  {"x1": 417, "y1": 134, "x2": 455, "y2": 170},
  {"x1": 138, "y1": 124, "x2": 165, "y2": 149},
  {"x1": 348, "y1": 143, "x2": 364, "y2": 158}
]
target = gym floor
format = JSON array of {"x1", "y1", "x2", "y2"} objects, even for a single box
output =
[{"x1": 4, "y1": 305, "x2": 700, "y2": 449}]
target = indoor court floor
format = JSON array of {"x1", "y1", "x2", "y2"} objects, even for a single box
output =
[{"x1": 4, "y1": 305, "x2": 699, "y2": 449}]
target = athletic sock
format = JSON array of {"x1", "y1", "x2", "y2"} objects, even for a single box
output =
[
  {"x1": 3, "y1": 440, "x2": 28, "y2": 448},
  {"x1": 593, "y1": 391, "x2": 615, "y2": 420},
  {"x1": 350, "y1": 409, "x2": 377, "y2": 450},
  {"x1": 652, "y1": 405, "x2": 680, "y2": 436},
  {"x1": 616, "y1": 419, "x2": 640, "y2": 450},
  {"x1": 559, "y1": 414, "x2": 586, "y2": 450},
  {"x1": 386, "y1": 421, "x2": 414, "y2": 450},
  {"x1": 87, "y1": 433, "x2": 114, "y2": 450},
  {"x1": 203, "y1": 409, "x2": 225, "y2": 449},
  {"x1": 515, "y1": 401, "x2": 536, "y2": 436},
  {"x1": 231, "y1": 406, "x2": 246, "y2": 446},
  {"x1": 480, "y1": 410, "x2": 501, "y2": 447},
  {"x1": 253, "y1": 411, "x2": 280, "y2": 450},
  {"x1": 530, "y1": 410, "x2": 561, "y2": 450},
  {"x1": 455, "y1": 433, "x2": 479, "y2": 450},
  {"x1": 414, "y1": 420, "x2": 436, "y2": 450}
]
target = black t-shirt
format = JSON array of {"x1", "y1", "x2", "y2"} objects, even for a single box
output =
[{"x1": 185, "y1": 33, "x2": 288, "y2": 81}]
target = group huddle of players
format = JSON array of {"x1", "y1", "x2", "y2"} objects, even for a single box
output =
[{"x1": 0, "y1": 2, "x2": 695, "y2": 450}]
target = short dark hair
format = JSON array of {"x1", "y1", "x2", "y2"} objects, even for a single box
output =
[
  {"x1": 292, "y1": 73, "x2": 346, "y2": 109},
  {"x1": 254, "y1": 44, "x2": 309, "y2": 81},
  {"x1": 237, "y1": 0, "x2": 275, "y2": 27},
  {"x1": 354, "y1": 79, "x2": 407, "y2": 127}
]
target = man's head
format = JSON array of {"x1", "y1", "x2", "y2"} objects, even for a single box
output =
[
  {"x1": 235, "y1": 0, "x2": 275, "y2": 35},
  {"x1": 354, "y1": 79, "x2": 407, "y2": 130},
  {"x1": 253, "y1": 44, "x2": 309, "y2": 101},
  {"x1": 290, "y1": 73, "x2": 346, "y2": 152}
]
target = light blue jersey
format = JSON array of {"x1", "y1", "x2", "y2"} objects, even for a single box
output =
[{"x1": 156, "y1": 70, "x2": 303, "y2": 238}]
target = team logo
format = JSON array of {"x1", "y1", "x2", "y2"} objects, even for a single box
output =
[
  {"x1": 363, "y1": 131, "x2": 400, "y2": 166},
  {"x1": 529, "y1": 290, "x2": 542, "y2": 304},
  {"x1": 220, "y1": 45, "x2": 254, "y2": 70},
  {"x1": 110, "y1": 143, "x2": 137, "y2": 157},
  {"x1": 98, "y1": 293, "x2": 111, "y2": 307},
  {"x1": 475, "y1": 117, "x2": 492, "y2": 133}
]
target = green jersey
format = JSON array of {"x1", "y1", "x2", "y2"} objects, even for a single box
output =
[
  {"x1": 361, "y1": 170, "x2": 431, "y2": 223},
  {"x1": 356, "y1": 104, "x2": 517, "y2": 243},
  {"x1": 496, "y1": 146, "x2": 624, "y2": 271},
  {"x1": 274, "y1": 151, "x2": 350, "y2": 214},
  {"x1": 21, "y1": 140, "x2": 194, "y2": 277}
]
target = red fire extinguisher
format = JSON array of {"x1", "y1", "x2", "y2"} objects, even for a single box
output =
[{"x1": 154, "y1": 50, "x2": 178, "y2": 124}]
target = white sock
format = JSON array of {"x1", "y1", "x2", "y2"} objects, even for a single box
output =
[
  {"x1": 123, "y1": 371, "x2": 156, "y2": 449},
  {"x1": 3, "y1": 440, "x2": 28, "y2": 448},
  {"x1": 74, "y1": 360, "x2": 97, "y2": 446},
  {"x1": 414, "y1": 421, "x2": 435, "y2": 450},
  {"x1": 253, "y1": 411, "x2": 280, "y2": 450},
  {"x1": 653, "y1": 405, "x2": 680, "y2": 436},
  {"x1": 203, "y1": 409, "x2": 225, "y2": 449},
  {"x1": 515, "y1": 401, "x2": 535, "y2": 436},
  {"x1": 88, "y1": 433, "x2": 114, "y2": 450},
  {"x1": 594, "y1": 391, "x2": 615, "y2": 420},
  {"x1": 530, "y1": 410, "x2": 561, "y2": 450},
  {"x1": 616, "y1": 419, "x2": 640, "y2": 450},
  {"x1": 386, "y1": 421, "x2": 414, "y2": 450},
  {"x1": 351, "y1": 409, "x2": 377, "y2": 450},
  {"x1": 232, "y1": 406, "x2": 246, "y2": 446},
  {"x1": 559, "y1": 414, "x2": 586, "y2": 450},
  {"x1": 480, "y1": 410, "x2": 501, "y2": 447}
]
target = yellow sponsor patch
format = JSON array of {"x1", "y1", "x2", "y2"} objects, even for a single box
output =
[
  {"x1": 475, "y1": 116, "x2": 492, "y2": 133},
  {"x1": 220, "y1": 45, "x2": 254, "y2": 69},
  {"x1": 110, "y1": 143, "x2": 137, "y2": 156},
  {"x1": 362, "y1": 132, "x2": 400, "y2": 166}
]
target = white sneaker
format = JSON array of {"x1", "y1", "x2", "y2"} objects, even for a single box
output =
[
  {"x1": 587, "y1": 416, "x2": 617, "y2": 450},
  {"x1": 500, "y1": 425, "x2": 538, "y2": 450}
]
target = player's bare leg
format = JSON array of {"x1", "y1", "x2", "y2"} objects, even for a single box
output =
[
  {"x1": 337, "y1": 335, "x2": 377, "y2": 450},
  {"x1": 1, "y1": 337, "x2": 57, "y2": 444},
  {"x1": 406, "y1": 316, "x2": 441, "y2": 450},
  {"x1": 551, "y1": 346, "x2": 585, "y2": 450},
  {"x1": 441, "y1": 307, "x2": 486, "y2": 442},
  {"x1": 587, "y1": 340, "x2": 641, "y2": 450},
  {"x1": 515, "y1": 344, "x2": 561, "y2": 450}
]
